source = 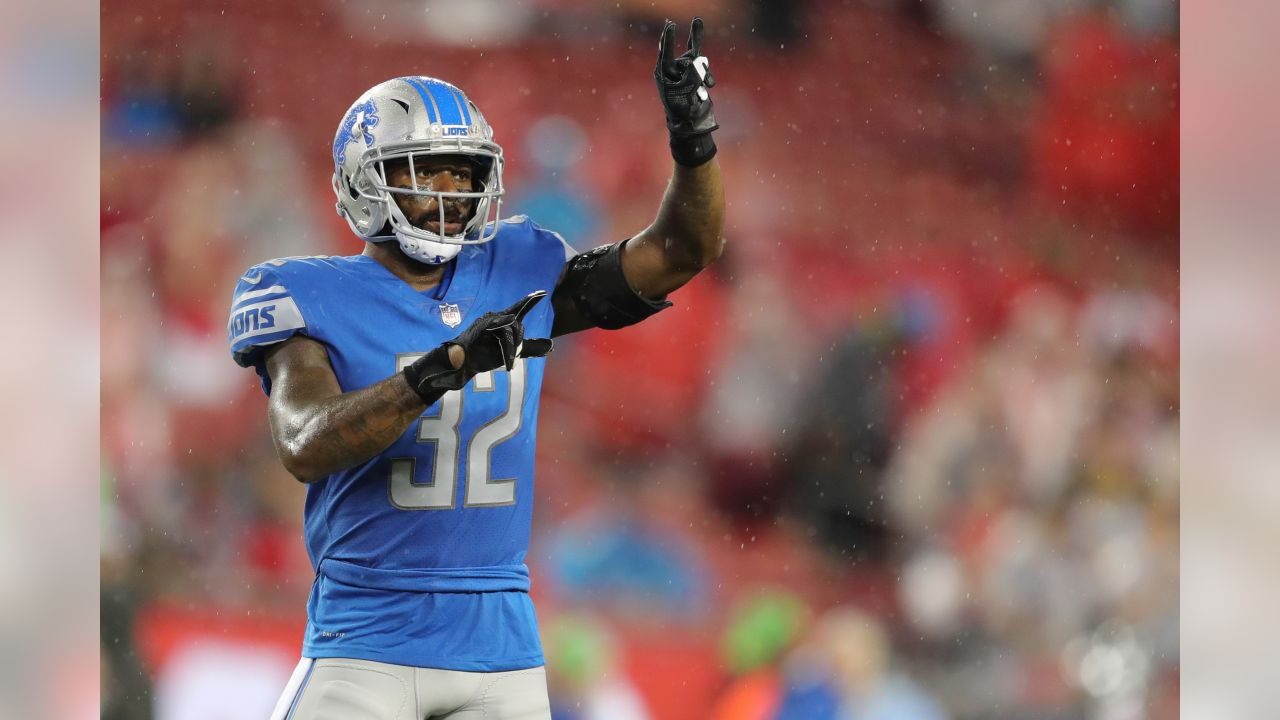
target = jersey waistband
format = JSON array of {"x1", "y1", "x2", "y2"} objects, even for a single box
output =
[{"x1": 318, "y1": 558, "x2": 531, "y2": 593}]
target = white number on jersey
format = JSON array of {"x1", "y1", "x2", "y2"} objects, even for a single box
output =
[{"x1": 388, "y1": 356, "x2": 527, "y2": 510}]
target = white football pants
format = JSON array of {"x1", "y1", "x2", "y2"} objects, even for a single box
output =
[{"x1": 269, "y1": 657, "x2": 551, "y2": 720}]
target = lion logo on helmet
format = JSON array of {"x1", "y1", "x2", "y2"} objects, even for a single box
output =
[{"x1": 333, "y1": 100, "x2": 380, "y2": 167}]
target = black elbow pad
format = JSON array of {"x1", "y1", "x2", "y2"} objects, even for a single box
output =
[{"x1": 558, "y1": 241, "x2": 672, "y2": 330}]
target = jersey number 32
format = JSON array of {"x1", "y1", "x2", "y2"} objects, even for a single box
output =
[{"x1": 389, "y1": 355, "x2": 527, "y2": 510}]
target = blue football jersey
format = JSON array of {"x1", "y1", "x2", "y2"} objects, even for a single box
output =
[{"x1": 227, "y1": 216, "x2": 573, "y2": 671}]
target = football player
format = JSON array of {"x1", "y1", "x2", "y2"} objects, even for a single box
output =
[{"x1": 228, "y1": 18, "x2": 723, "y2": 720}]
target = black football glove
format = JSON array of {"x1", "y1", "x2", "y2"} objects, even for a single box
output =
[
  {"x1": 403, "y1": 291, "x2": 553, "y2": 402},
  {"x1": 655, "y1": 17, "x2": 719, "y2": 167}
]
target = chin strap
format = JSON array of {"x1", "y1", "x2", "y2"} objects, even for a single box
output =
[
  {"x1": 381, "y1": 196, "x2": 466, "y2": 264},
  {"x1": 394, "y1": 227, "x2": 460, "y2": 265}
]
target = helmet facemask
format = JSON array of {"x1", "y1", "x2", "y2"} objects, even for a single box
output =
[{"x1": 359, "y1": 144, "x2": 503, "y2": 264}]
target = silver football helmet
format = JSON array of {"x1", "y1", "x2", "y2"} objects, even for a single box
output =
[{"x1": 331, "y1": 77, "x2": 504, "y2": 264}]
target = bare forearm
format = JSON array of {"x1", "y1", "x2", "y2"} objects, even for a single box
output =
[
  {"x1": 272, "y1": 373, "x2": 425, "y2": 483},
  {"x1": 618, "y1": 160, "x2": 726, "y2": 301},
  {"x1": 651, "y1": 160, "x2": 726, "y2": 273}
]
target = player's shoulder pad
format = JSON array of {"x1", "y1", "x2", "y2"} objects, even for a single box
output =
[
  {"x1": 226, "y1": 256, "x2": 332, "y2": 367},
  {"x1": 496, "y1": 215, "x2": 576, "y2": 261}
]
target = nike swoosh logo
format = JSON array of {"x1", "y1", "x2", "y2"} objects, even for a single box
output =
[{"x1": 240, "y1": 273, "x2": 264, "y2": 285}]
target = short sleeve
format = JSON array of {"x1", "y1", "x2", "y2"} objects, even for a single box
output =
[
  {"x1": 528, "y1": 219, "x2": 577, "y2": 263},
  {"x1": 227, "y1": 264, "x2": 310, "y2": 390}
]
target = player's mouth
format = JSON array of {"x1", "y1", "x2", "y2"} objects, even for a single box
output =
[{"x1": 423, "y1": 219, "x2": 464, "y2": 234}]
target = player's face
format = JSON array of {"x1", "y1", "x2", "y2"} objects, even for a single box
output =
[{"x1": 384, "y1": 154, "x2": 476, "y2": 235}]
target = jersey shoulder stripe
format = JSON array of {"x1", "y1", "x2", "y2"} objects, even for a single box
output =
[
  {"x1": 227, "y1": 258, "x2": 332, "y2": 370},
  {"x1": 228, "y1": 296, "x2": 305, "y2": 349}
]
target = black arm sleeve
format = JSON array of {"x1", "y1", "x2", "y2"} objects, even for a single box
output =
[{"x1": 555, "y1": 240, "x2": 673, "y2": 330}]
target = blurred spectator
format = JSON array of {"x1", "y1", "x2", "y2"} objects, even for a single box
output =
[
  {"x1": 783, "y1": 324, "x2": 896, "y2": 561},
  {"x1": 544, "y1": 461, "x2": 709, "y2": 619},
  {"x1": 223, "y1": 119, "x2": 332, "y2": 260},
  {"x1": 1032, "y1": 6, "x2": 1180, "y2": 240},
  {"x1": 104, "y1": 29, "x2": 244, "y2": 146},
  {"x1": 104, "y1": 52, "x2": 183, "y2": 147},
  {"x1": 509, "y1": 115, "x2": 603, "y2": 250},
  {"x1": 767, "y1": 606, "x2": 947, "y2": 720},
  {"x1": 784, "y1": 288, "x2": 939, "y2": 562},
  {"x1": 749, "y1": 0, "x2": 807, "y2": 45},
  {"x1": 702, "y1": 247, "x2": 807, "y2": 524},
  {"x1": 810, "y1": 607, "x2": 948, "y2": 720},
  {"x1": 544, "y1": 615, "x2": 651, "y2": 720},
  {"x1": 710, "y1": 590, "x2": 811, "y2": 720},
  {"x1": 171, "y1": 33, "x2": 242, "y2": 138},
  {"x1": 887, "y1": 284, "x2": 1177, "y2": 719},
  {"x1": 102, "y1": 511, "x2": 155, "y2": 720},
  {"x1": 771, "y1": 666, "x2": 842, "y2": 720},
  {"x1": 934, "y1": 0, "x2": 1085, "y2": 63},
  {"x1": 335, "y1": 0, "x2": 538, "y2": 45}
]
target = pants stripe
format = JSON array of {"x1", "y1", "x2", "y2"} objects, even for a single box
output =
[{"x1": 269, "y1": 657, "x2": 315, "y2": 720}]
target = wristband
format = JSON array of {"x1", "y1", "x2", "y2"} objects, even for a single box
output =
[
  {"x1": 670, "y1": 133, "x2": 717, "y2": 167},
  {"x1": 402, "y1": 345, "x2": 466, "y2": 404}
]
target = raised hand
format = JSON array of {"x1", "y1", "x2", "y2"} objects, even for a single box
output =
[{"x1": 654, "y1": 17, "x2": 719, "y2": 166}]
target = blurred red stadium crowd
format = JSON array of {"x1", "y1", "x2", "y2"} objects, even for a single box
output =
[{"x1": 101, "y1": 1, "x2": 1178, "y2": 718}]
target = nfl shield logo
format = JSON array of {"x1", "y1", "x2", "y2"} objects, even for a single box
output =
[{"x1": 439, "y1": 303, "x2": 462, "y2": 328}]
